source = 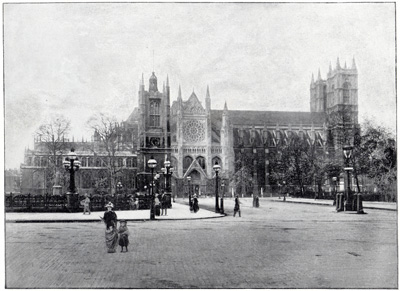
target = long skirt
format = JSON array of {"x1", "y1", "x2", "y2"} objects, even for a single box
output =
[
  {"x1": 105, "y1": 228, "x2": 118, "y2": 253},
  {"x1": 119, "y1": 234, "x2": 129, "y2": 247},
  {"x1": 193, "y1": 202, "x2": 199, "y2": 213}
]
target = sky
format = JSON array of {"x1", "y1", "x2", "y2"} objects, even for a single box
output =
[{"x1": 4, "y1": 2, "x2": 396, "y2": 169}]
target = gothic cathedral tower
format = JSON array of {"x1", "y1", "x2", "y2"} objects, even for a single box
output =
[
  {"x1": 310, "y1": 58, "x2": 358, "y2": 150},
  {"x1": 137, "y1": 72, "x2": 171, "y2": 174}
]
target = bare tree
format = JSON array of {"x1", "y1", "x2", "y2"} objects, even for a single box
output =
[
  {"x1": 86, "y1": 113, "x2": 125, "y2": 195},
  {"x1": 230, "y1": 156, "x2": 254, "y2": 197},
  {"x1": 34, "y1": 114, "x2": 71, "y2": 192}
]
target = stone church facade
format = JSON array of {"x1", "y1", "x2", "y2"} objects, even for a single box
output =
[{"x1": 20, "y1": 57, "x2": 359, "y2": 196}]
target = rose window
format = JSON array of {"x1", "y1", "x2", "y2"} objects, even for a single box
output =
[{"x1": 183, "y1": 120, "x2": 205, "y2": 142}]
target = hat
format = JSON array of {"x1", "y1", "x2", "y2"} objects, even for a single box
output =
[{"x1": 105, "y1": 202, "x2": 114, "y2": 208}]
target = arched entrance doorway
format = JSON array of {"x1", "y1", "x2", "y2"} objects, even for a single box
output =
[{"x1": 187, "y1": 169, "x2": 206, "y2": 197}]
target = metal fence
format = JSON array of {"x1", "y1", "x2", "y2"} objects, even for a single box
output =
[{"x1": 5, "y1": 193, "x2": 152, "y2": 212}]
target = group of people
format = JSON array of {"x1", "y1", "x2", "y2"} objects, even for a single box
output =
[
  {"x1": 101, "y1": 202, "x2": 130, "y2": 253},
  {"x1": 189, "y1": 194, "x2": 199, "y2": 213},
  {"x1": 80, "y1": 193, "x2": 140, "y2": 215},
  {"x1": 154, "y1": 191, "x2": 168, "y2": 216}
]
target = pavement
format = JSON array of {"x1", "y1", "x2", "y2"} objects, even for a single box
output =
[
  {"x1": 5, "y1": 196, "x2": 396, "y2": 223},
  {"x1": 267, "y1": 196, "x2": 397, "y2": 211},
  {"x1": 5, "y1": 197, "x2": 397, "y2": 289},
  {"x1": 5, "y1": 201, "x2": 224, "y2": 223}
]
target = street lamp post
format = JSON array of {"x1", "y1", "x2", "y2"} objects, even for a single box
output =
[
  {"x1": 161, "y1": 160, "x2": 174, "y2": 207},
  {"x1": 147, "y1": 156, "x2": 157, "y2": 220},
  {"x1": 213, "y1": 161, "x2": 221, "y2": 213},
  {"x1": 343, "y1": 145, "x2": 354, "y2": 211},
  {"x1": 332, "y1": 177, "x2": 337, "y2": 206},
  {"x1": 63, "y1": 148, "x2": 81, "y2": 209},
  {"x1": 116, "y1": 181, "x2": 123, "y2": 195},
  {"x1": 282, "y1": 181, "x2": 286, "y2": 201},
  {"x1": 220, "y1": 180, "x2": 225, "y2": 215},
  {"x1": 187, "y1": 176, "x2": 192, "y2": 211}
]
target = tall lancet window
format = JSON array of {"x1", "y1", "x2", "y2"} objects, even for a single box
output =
[
  {"x1": 150, "y1": 100, "x2": 160, "y2": 127},
  {"x1": 343, "y1": 82, "x2": 351, "y2": 104}
]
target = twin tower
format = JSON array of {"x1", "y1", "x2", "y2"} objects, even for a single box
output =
[
  {"x1": 310, "y1": 57, "x2": 359, "y2": 147},
  {"x1": 134, "y1": 57, "x2": 359, "y2": 193}
]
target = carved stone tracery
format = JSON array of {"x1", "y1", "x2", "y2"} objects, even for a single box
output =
[{"x1": 183, "y1": 120, "x2": 205, "y2": 143}]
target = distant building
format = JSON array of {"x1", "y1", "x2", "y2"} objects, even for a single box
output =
[
  {"x1": 5, "y1": 169, "x2": 21, "y2": 194},
  {"x1": 20, "y1": 57, "x2": 359, "y2": 196}
]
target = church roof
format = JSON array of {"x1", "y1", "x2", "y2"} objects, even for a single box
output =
[
  {"x1": 211, "y1": 110, "x2": 326, "y2": 127},
  {"x1": 126, "y1": 107, "x2": 139, "y2": 124}
]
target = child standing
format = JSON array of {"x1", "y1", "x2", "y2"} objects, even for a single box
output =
[
  {"x1": 82, "y1": 193, "x2": 91, "y2": 215},
  {"x1": 118, "y1": 220, "x2": 130, "y2": 252}
]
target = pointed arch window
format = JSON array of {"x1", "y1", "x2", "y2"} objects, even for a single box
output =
[
  {"x1": 150, "y1": 101, "x2": 160, "y2": 127},
  {"x1": 183, "y1": 156, "x2": 193, "y2": 173},
  {"x1": 343, "y1": 82, "x2": 351, "y2": 104},
  {"x1": 196, "y1": 156, "x2": 206, "y2": 170}
]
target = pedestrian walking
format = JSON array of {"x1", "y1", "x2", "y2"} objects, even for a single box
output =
[
  {"x1": 233, "y1": 195, "x2": 241, "y2": 217},
  {"x1": 192, "y1": 194, "x2": 199, "y2": 213},
  {"x1": 154, "y1": 194, "x2": 161, "y2": 216},
  {"x1": 160, "y1": 191, "x2": 167, "y2": 216},
  {"x1": 255, "y1": 194, "x2": 260, "y2": 208},
  {"x1": 81, "y1": 193, "x2": 91, "y2": 215},
  {"x1": 118, "y1": 220, "x2": 130, "y2": 252},
  {"x1": 101, "y1": 202, "x2": 118, "y2": 253}
]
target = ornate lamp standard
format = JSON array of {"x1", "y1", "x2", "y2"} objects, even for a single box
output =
[
  {"x1": 63, "y1": 148, "x2": 81, "y2": 209},
  {"x1": 332, "y1": 177, "x2": 337, "y2": 206},
  {"x1": 161, "y1": 160, "x2": 174, "y2": 207},
  {"x1": 147, "y1": 156, "x2": 157, "y2": 220},
  {"x1": 213, "y1": 161, "x2": 221, "y2": 213},
  {"x1": 116, "y1": 181, "x2": 123, "y2": 195},
  {"x1": 282, "y1": 180, "x2": 286, "y2": 201},
  {"x1": 343, "y1": 145, "x2": 354, "y2": 211},
  {"x1": 220, "y1": 180, "x2": 225, "y2": 215},
  {"x1": 187, "y1": 176, "x2": 192, "y2": 210}
]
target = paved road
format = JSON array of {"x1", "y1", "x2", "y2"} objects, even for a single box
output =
[{"x1": 5, "y1": 199, "x2": 397, "y2": 288}]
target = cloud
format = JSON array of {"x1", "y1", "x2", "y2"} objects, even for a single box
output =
[{"x1": 4, "y1": 3, "x2": 396, "y2": 169}]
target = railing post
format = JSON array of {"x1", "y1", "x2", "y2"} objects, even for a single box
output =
[
  {"x1": 44, "y1": 192, "x2": 49, "y2": 210},
  {"x1": 10, "y1": 192, "x2": 13, "y2": 209},
  {"x1": 27, "y1": 193, "x2": 32, "y2": 212}
]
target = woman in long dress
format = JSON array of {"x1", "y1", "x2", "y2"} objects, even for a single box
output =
[
  {"x1": 102, "y1": 202, "x2": 118, "y2": 253},
  {"x1": 192, "y1": 194, "x2": 199, "y2": 213},
  {"x1": 234, "y1": 195, "x2": 241, "y2": 217}
]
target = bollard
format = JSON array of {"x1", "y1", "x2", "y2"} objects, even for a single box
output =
[
  {"x1": 336, "y1": 193, "x2": 344, "y2": 212},
  {"x1": 356, "y1": 193, "x2": 364, "y2": 214}
]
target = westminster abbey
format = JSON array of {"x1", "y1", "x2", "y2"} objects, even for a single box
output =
[{"x1": 21, "y1": 57, "x2": 359, "y2": 196}]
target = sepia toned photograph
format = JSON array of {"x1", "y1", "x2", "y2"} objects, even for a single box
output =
[{"x1": 4, "y1": 2, "x2": 397, "y2": 289}]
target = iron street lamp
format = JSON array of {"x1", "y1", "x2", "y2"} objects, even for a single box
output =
[
  {"x1": 282, "y1": 180, "x2": 286, "y2": 201},
  {"x1": 63, "y1": 148, "x2": 81, "y2": 194},
  {"x1": 116, "y1": 181, "x2": 123, "y2": 195},
  {"x1": 63, "y1": 148, "x2": 81, "y2": 210},
  {"x1": 343, "y1": 145, "x2": 354, "y2": 211},
  {"x1": 213, "y1": 161, "x2": 221, "y2": 213},
  {"x1": 220, "y1": 180, "x2": 225, "y2": 215},
  {"x1": 147, "y1": 156, "x2": 157, "y2": 220},
  {"x1": 332, "y1": 177, "x2": 337, "y2": 206},
  {"x1": 161, "y1": 160, "x2": 174, "y2": 206},
  {"x1": 187, "y1": 176, "x2": 191, "y2": 210}
]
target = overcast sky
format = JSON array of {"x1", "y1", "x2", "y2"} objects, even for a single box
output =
[{"x1": 4, "y1": 2, "x2": 396, "y2": 169}]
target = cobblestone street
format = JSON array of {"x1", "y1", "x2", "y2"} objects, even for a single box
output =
[{"x1": 5, "y1": 199, "x2": 397, "y2": 288}]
